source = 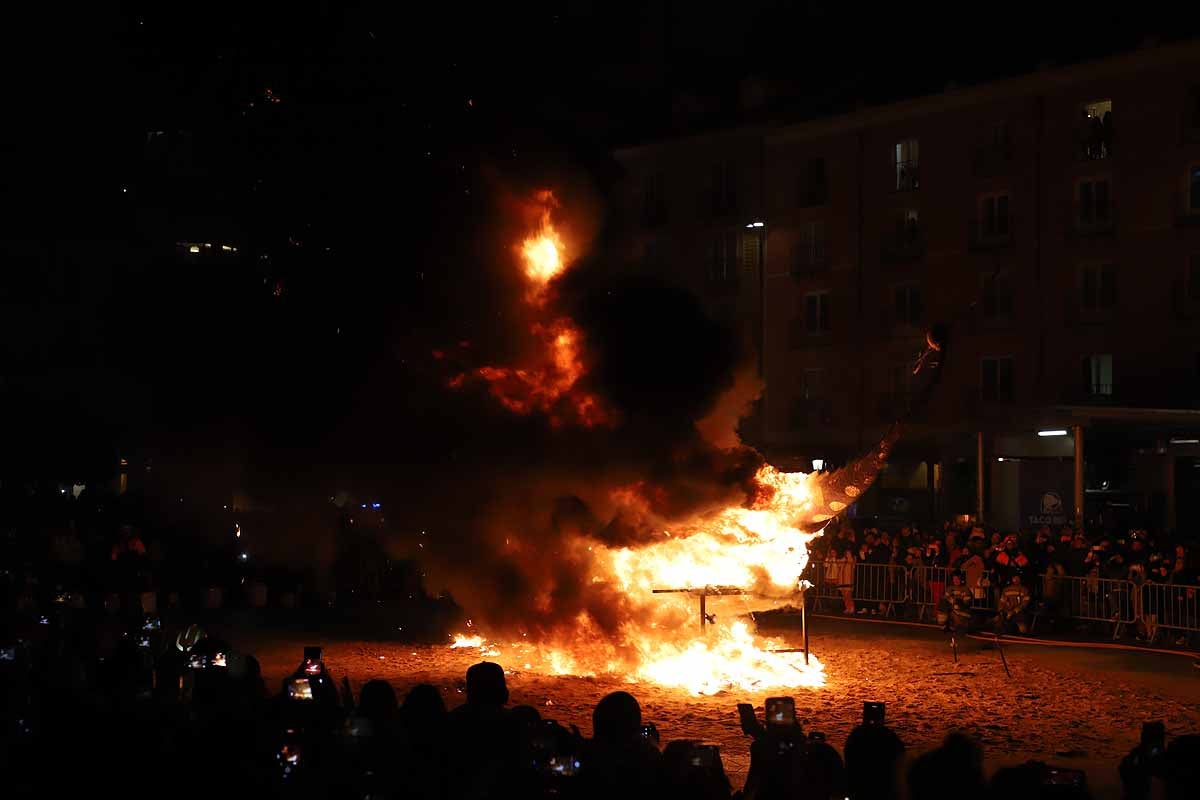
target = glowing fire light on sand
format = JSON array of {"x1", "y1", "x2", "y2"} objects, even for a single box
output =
[{"x1": 451, "y1": 463, "x2": 828, "y2": 696}]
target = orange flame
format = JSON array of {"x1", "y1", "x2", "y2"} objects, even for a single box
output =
[
  {"x1": 450, "y1": 464, "x2": 827, "y2": 695},
  {"x1": 449, "y1": 191, "x2": 611, "y2": 427}
]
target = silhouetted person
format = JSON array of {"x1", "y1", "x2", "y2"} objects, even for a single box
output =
[
  {"x1": 446, "y1": 662, "x2": 518, "y2": 800},
  {"x1": 358, "y1": 678, "x2": 398, "y2": 729},
  {"x1": 845, "y1": 723, "x2": 905, "y2": 800},
  {"x1": 908, "y1": 733, "x2": 985, "y2": 800},
  {"x1": 580, "y1": 691, "x2": 664, "y2": 800}
]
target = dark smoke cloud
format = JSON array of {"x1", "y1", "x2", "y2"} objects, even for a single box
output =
[{"x1": 408, "y1": 236, "x2": 775, "y2": 637}]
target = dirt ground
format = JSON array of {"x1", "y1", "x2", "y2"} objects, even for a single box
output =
[{"x1": 221, "y1": 615, "x2": 1200, "y2": 798}]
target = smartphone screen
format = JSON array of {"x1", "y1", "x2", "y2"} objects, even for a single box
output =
[
  {"x1": 288, "y1": 677, "x2": 314, "y2": 700},
  {"x1": 1045, "y1": 768, "x2": 1085, "y2": 786},
  {"x1": 693, "y1": 744, "x2": 720, "y2": 770},
  {"x1": 547, "y1": 755, "x2": 580, "y2": 776},
  {"x1": 1141, "y1": 721, "x2": 1165, "y2": 754},
  {"x1": 863, "y1": 701, "x2": 886, "y2": 726},
  {"x1": 765, "y1": 697, "x2": 796, "y2": 727}
]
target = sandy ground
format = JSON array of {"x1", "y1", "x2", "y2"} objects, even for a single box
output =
[{"x1": 217, "y1": 615, "x2": 1200, "y2": 797}]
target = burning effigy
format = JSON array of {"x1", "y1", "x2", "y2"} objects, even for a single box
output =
[{"x1": 434, "y1": 190, "x2": 903, "y2": 695}]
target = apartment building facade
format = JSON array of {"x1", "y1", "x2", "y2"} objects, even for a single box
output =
[{"x1": 611, "y1": 41, "x2": 1200, "y2": 535}]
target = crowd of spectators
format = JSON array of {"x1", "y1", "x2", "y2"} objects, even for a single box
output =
[
  {"x1": 807, "y1": 519, "x2": 1200, "y2": 645},
  {"x1": 3, "y1": 597, "x2": 1198, "y2": 800}
]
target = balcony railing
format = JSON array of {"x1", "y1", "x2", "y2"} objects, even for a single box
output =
[
  {"x1": 894, "y1": 161, "x2": 920, "y2": 192},
  {"x1": 968, "y1": 217, "x2": 1014, "y2": 251},
  {"x1": 880, "y1": 228, "x2": 925, "y2": 263}
]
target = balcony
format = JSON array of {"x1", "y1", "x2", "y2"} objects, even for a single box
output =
[
  {"x1": 893, "y1": 161, "x2": 920, "y2": 192},
  {"x1": 971, "y1": 145, "x2": 1012, "y2": 178},
  {"x1": 880, "y1": 228, "x2": 925, "y2": 264},
  {"x1": 968, "y1": 218, "x2": 1014, "y2": 251}
]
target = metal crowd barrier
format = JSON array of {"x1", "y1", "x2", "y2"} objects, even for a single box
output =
[
  {"x1": 807, "y1": 558, "x2": 1198, "y2": 641},
  {"x1": 1137, "y1": 581, "x2": 1200, "y2": 638},
  {"x1": 809, "y1": 561, "x2": 995, "y2": 619}
]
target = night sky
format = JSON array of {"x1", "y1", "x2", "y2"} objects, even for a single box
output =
[{"x1": 2, "y1": 2, "x2": 1196, "y2": 500}]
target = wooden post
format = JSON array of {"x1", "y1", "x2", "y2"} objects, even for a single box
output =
[{"x1": 699, "y1": 592, "x2": 707, "y2": 633}]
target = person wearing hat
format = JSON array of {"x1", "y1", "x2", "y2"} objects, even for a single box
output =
[
  {"x1": 993, "y1": 534, "x2": 1030, "y2": 587},
  {"x1": 996, "y1": 573, "x2": 1032, "y2": 634},
  {"x1": 936, "y1": 571, "x2": 974, "y2": 632}
]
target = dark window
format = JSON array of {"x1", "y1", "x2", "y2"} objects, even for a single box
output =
[
  {"x1": 981, "y1": 357, "x2": 1015, "y2": 403},
  {"x1": 1187, "y1": 87, "x2": 1200, "y2": 131},
  {"x1": 710, "y1": 161, "x2": 737, "y2": 214},
  {"x1": 894, "y1": 139, "x2": 919, "y2": 191},
  {"x1": 795, "y1": 221, "x2": 826, "y2": 271},
  {"x1": 894, "y1": 283, "x2": 923, "y2": 325},
  {"x1": 1189, "y1": 165, "x2": 1200, "y2": 212},
  {"x1": 1083, "y1": 354, "x2": 1113, "y2": 397},
  {"x1": 805, "y1": 291, "x2": 831, "y2": 334},
  {"x1": 708, "y1": 231, "x2": 739, "y2": 282},
  {"x1": 798, "y1": 157, "x2": 828, "y2": 206},
  {"x1": 982, "y1": 270, "x2": 1013, "y2": 320},
  {"x1": 1078, "y1": 178, "x2": 1111, "y2": 226},
  {"x1": 1082, "y1": 264, "x2": 1116, "y2": 311},
  {"x1": 981, "y1": 194, "x2": 1010, "y2": 237},
  {"x1": 642, "y1": 172, "x2": 665, "y2": 224},
  {"x1": 801, "y1": 368, "x2": 826, "y2": 400}
]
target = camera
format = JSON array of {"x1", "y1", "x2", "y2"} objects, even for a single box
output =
[
  {"x1": 142, "y1": 617, "x2": 161, "y2": 631},
  {"x1": 1140, "y1": 721, "x2": 1165, "y2": 757},
  {"x1": 765, "y1": 696, "x2": 796, "y2": 728},
  {"x1": 863, "y1": 701, "x2": 886, "y2": 726},
  {"x1": 808, "y1": 731, "x2": 827, "y2": 744},
  {"x1": 640, "y1": 722, "x2": 660, "y2": 745},
  {"x1": 138, "y1": 635, "x2": 151, "y2": 649},
  {"x1": 287, "y1": 677, "x2": 314, "y2": 700},
  {"x1": 690, "y1": 743, "x2": 721, "y2": 770},
  {"x1": 546, "y1": 755, "x2": 581, "y2": 776},
  {"x1": 0, "y1": 646, "x2": 16, "y2": 662},
  {"x1": 302, "y1": 646, "x2": 323, "y2": 675}
]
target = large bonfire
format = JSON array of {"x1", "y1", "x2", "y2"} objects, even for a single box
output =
[{"x1": 444, "y1": 192, "x2": 841, "y2": 695}]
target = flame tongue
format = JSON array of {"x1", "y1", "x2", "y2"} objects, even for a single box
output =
[
  {"x1": 449, "y1": 191, "x2": 611, "y2": 428},
  {"x1": 451, "y1": 465, "x2": 827, "y2": 695}
]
